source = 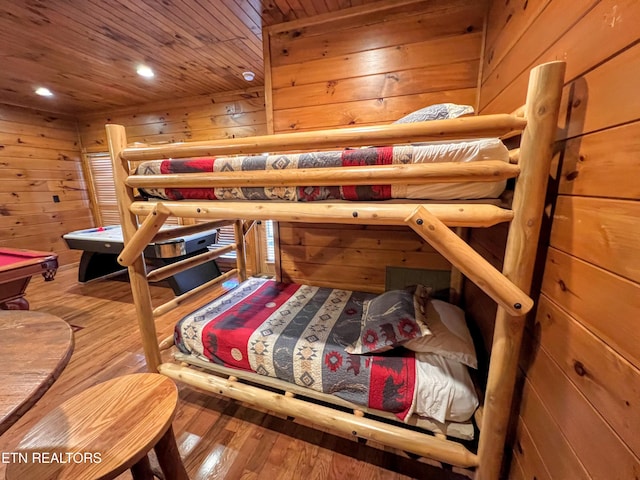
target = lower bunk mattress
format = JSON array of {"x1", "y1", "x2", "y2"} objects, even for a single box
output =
[
  {"x1": 139, "y1": 138, "x2": 509, "y2": 202},
  {"x1": 175, "y1": 277, "x2": 479, "y2": 424}
]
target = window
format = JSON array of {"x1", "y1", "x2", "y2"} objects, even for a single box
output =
[{"x1": 263, "y1": 220, "x2": 275, "y2": 263}]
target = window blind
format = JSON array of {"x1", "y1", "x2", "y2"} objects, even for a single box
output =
[
  {"x1": 264, "y1": 220, "x2": 275, "y2": 262},
  {"x1": 86, "y1": 153, "x2": 120, "y2": 226}
]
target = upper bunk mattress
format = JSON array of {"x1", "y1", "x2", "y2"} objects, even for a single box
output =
[
  {"x1": 175, "y1": 277, "x2": 478, "y2": 424},
  {"x1": 138, "y1": 138, "x2": 509, "y2": 202}
]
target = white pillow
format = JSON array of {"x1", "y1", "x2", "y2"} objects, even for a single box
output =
[
  {"x1": 403, "y1": 299, "x2": 477, "y2": 369},
  {"x1": 414, "y1": 352, "x2": 479, "y2": 422}
]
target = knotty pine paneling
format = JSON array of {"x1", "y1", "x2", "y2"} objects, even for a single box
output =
[
  {"x1": 550, "y1": 196, "x2": 640, "y2": 283},
  {"x1": 278, "y1": 224, "x2": 450, "y2": 293},
  {"x1": 482, "y1": 0, "x2": 554, "y2": 83},
  {"x1": 541, "y1": 248, "x2": 640, "y2": 370},
  {"x1": 510, "y1": 417, "x2": 552, "y2": 480},
  {"x1": 0, "y1": 104, "x2": 91, "y2": 266},
  {"x1": 272, "y1": 33, "x2": 482, "y2": 92},
  {"x1": 272, "y1": 62, "x2": 479, "y2": 112},
  {"x1": 507, "y1": 456, "x2": 526, "y2": 480},
  {"x1": 271, "y1": 2, "x2": 483, "y2": 69},
  {"x1": 534, "y1": 296, "x2": 640, "y2": 458},
  {"x1": 514, "y1": 376, "x2": 590, "y2": 480},
  {"x1": 521, "y1": 322, "x2": 640, "y2": 478},
  {"x1": 470, "y1": 0, "x2": 640, "y2": 476},
  {"x1": 274, "y1": 88, "x2": 477, "y2": 132},
  {"x1": 78, "y1": 88, "x2": 266, "y2": 154},
  {"x1": 266, "y1": 1, "x2": 484, "y2": 290},
  {"x1": 480, "y1": 0, "x2": 640, "y2": 115},
  {"x1": 558, "y1": 121, "x2": 640, "y2": 200}
]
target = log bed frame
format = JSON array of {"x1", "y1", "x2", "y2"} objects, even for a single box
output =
[{"x1": 105, "y1": 61, "x2": 565, "y2": 480}]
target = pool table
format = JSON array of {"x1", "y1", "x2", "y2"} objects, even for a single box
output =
[
  {"x1": 0, "y1": 248, "x2": 58, "y2": 310},
  {"x1": 63, "y1": 225, "x2": 221, "y2": 295}
]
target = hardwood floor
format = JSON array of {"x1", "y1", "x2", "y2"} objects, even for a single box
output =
[{"x1": 0, "y1": 267, "x2": 473, "y2": 479}]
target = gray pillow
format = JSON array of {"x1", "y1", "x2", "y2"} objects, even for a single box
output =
[
  {"x1": 394, "y1": 103, "x2": 474, "y2": 124},
  {"x1": 346, "y1": 287, "x2": 431, "y2": 354}
]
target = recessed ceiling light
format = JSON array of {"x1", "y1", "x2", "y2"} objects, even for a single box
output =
[
  {"x1": 137, "y1": 65, "x2": 154, "y2": 78},
  {"x1": 242, "y1": 71, "x2": 255, "y2": 81},
  {"x1": 35, "y1": 87, "x2": 54, "y2": 97}
]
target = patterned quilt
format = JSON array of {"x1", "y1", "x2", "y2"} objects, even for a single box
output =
[
  {"x1": 137, "y1": 139, "x2": 508, "y2": 202},
  {"x1": 175, "y1": 278, "x2": 417, "y2": 421}
]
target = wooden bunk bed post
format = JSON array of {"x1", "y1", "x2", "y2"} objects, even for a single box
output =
[
  {"x1": 475, "y1": 61, "x2": 566, "y2": 480},
  {"x1": 234, "y1": 220, "x2": 247, "y2": 281},
  {"x1": 106, "y1": 124, "x2": 162, "y2": 371}
]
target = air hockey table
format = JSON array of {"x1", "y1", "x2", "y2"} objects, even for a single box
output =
[{"x1": 63, "y1": 225, "x2": 221, "y2": 295}]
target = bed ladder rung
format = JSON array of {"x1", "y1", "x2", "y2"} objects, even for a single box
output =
[
  {"x1": 147, "y1": 244, "x2": 236, "y2": 283},
  {"x1": 406, "y1": 206, "x2": 533, "y2": 316},
  {"x1": 118, "y1": 203, "x2": 170, "y2": 267},
  {"x1": 153, "y1": 268, "x2": 238, "y2": 318}
]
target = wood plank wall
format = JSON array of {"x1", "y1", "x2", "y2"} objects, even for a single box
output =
[
  {"x1": 0, "y1": 104, "x2": 91, "y2": 266},
  {"x1": 469, "y1": 1, "x2": 640, "y2": 477},
  {"x1": 76, "y1": 88, "x2": 267, "y2": 274},
  {"x1": 77, "y1": 87, "x2": 266, "y2": 153},
  {"x1": 266, "y1": 0, "x2": 485, "y2": 292}
]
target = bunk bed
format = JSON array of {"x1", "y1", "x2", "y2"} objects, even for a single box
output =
[{"x1": 105, "y1": 61, "x2": 566, "y2": 480}]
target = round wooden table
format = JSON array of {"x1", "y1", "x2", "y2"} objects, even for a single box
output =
[{"x1": 0, "y1": 310, "x2": 74, "y2": 436}]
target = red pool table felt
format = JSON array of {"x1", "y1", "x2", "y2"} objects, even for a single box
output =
[{"x1": 0, "y1": 248, "x2": 58, "y2": 310}]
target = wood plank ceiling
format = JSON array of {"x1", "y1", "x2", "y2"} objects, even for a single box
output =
[{"x1": 0, "y1": 0, "x2": 377, "y2": 114}]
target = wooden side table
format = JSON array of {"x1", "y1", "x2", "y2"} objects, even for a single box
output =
[
  {"x1": 0, "y1": 310, "x2": 73, "y2": 435},
  {"x1": 5, "y1": 373, "x2": 188, "y2": 480}
]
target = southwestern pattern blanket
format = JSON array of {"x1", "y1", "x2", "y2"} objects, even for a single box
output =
[
  {"x1": 137, "y1": 138, "x2": 509, "y2": 202},
  {"x1": 175, "y1": 277, "x2": 417, "y2": 421}
]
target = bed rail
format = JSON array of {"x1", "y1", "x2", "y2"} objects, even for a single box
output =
[
  {"x1": 126, "y1": 160, "x2": 520, "y2": 189},
  {"x1": 146, "y1": 244, "x2": 236, "y2": 283},
  {"x1": 119, "y1": 114, "x2": 527, "y2": 162},
  {"x1": 129, "y1": 200, "x2": 513, "y2": 228},
  {"x1": 152, "y1": 268, "x2": 238, "y2": 318},
  {"x1": 159, "y1": 362, "x2": 480, "y2": 468}
]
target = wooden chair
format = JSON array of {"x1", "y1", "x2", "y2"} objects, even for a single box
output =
[{"x1": 5, "y1": 373, "x2": 188, "y2": 480}]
